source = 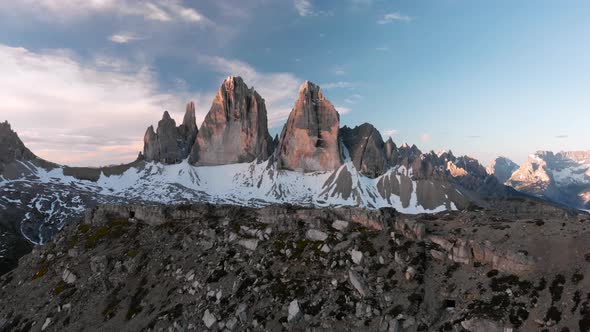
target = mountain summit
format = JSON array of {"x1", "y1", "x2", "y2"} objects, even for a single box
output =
[
  {"x1": 190, "y1": 76, "x2": 273, "y2": 165},
  {"x1": 277, "y1": 81, "x2": 342, "y2": 172}
]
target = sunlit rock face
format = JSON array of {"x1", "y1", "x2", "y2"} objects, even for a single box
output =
[
  {"x1": 190, "y1": 76, "x2": 273, "y2": 165},
  {"x1": 277, "y1": 81, "x2": 342, "y2": 172},
  {"x1": 341, "y1": 123, "x2": 387, "y2": 178},
  {"x1": 507, "y1": 150, "x2": 590, "y2": 209},
  {"x1": 143, "y1": 104, "x2": 198, "y2": 164}
]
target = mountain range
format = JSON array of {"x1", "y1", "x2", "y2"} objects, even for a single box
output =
[
  {"x1": 487, "y1": 152, "x2": 590, "y2": 210},
  {"x1": 0, "y1": 76, "x2": 586, "y2": 273}
]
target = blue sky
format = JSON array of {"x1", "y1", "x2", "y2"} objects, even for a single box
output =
[{"x1": 0, "y1": 0, "x2": 588, "y2": 166}]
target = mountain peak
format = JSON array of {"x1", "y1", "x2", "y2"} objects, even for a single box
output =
[
  {"x1": 190, "y1": 77, "x2": 272, "y2": 165},
  {"x1": 277, "y1": 81, "x2": 341, "y2": 172},
  {"x1": 0, "y1": 121, "x2": 36, "y2": 171}
]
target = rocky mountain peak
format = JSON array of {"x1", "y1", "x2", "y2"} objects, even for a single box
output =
[
  {"x1": 0, "y1": 121, "x2": 36, "y2": 171},
  {"x1": 189, "y1": 76, "x2": 272, "y2": 165},
  {"x1": 341, "y1": 123, "x2": 387, "y2": 178},
  {"x1": 182, "y1": 102, "x2": 197, "y2": 128},
  {"x1": 143, "y1": 106, "x2": 199, "y2": 164},
  {"x1": 486, "y1": 156, "x2": 519, "y2": 184},
  {"x1": 277, "y1": 81, "x2": 341, "y2": 172},
  {"x1": 178, "y1": 102, "x2": 199, "y2": 159}
]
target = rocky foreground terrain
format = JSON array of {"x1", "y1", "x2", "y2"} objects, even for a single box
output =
[{"x1": 1, "y1": 199, "x2": 589, "y2": 331}]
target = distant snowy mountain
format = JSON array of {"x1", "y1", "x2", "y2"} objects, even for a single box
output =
[
  {"x1": 506, "y1": 151, "x2": 590, "y2": 210},
  {"x1": 487, "y1": 157, "x2": 519, "y2": 184}
]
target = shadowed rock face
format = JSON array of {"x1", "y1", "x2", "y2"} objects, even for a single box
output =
[
  {"x1": 178, "y1": 102, "x2": 199, "y2": 159},
  {"x1": 341, "y1": 123, "x2": 387, "y2": 178},
  {"x1": 487, "y1": 157, "x2": 519, "y2": 184},
  {"x1": 143, "y1": 104, "x2": 198, "y2": 164},
  {"x1": 0, "y1": 121, "x2": 35, "y2": 172},
  {"x1": 156, "y1": 111, "x2": 182, "y2": 163},
  {"x1": 277, "y1": 81, "x2": 341, "y2": 172},
  {"x1": 190, "y1": 76, "x2": 273, "y2": 165}
]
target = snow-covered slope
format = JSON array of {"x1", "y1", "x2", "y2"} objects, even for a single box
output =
[
  {"x1": 507, "y1": 151, "x2": 590, "y2": 210},
  {"x1": 0, "y1": 157, "x2": 469, "y2": 245}
]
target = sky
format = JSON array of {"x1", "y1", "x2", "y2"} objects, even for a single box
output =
[{"x1": 0, "y1": 0, "x2": 589, "y2": 167}]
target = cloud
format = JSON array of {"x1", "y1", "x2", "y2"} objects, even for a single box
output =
[
  {"x1": 109, "y1": 33, "x2": 144, "y2": 44},
  {"x1": 421, "y1": 133, "x2": 431, "y2": 142},
  {"x1": 344, "y1": 94, "x2": 362, "y2": 104},
  {"x1": 382, "y1": 129, "x2": 398, "y2": 137},
  {"x1": 333, "y1": 66, "x2": 346, "y2": 75},
  {"x1": 321, "y1": 81, "x2": 356, "y2": 89},
  {"x1": 2, "y1": 0, "x2": 209, "y2": 24},
  {"x1": 555, "y1": 135, "x2": 569, "y2": 138},
  {"x1": 293, "y1": 0, "x2": 330, "y2": 17},
  {"x1": 294, "y1": 0, "x2": 314, "y2": 16},
  {"x1": 0, "y1": 44, "x2": 206, "y2": 166},
  {"x1": 377, "y1": 12, "x2": 412, "y2": 24},
  {"x1": 198, "y1": 55, "x2": 301, "y2": 127},
  {"x1": 335, "y1": 106, "x2": 352, "y2": 115}
]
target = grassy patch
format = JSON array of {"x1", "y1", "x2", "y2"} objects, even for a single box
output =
[
  {"x1": 31, "y1": 264, "x2": 49, "y2": 281},
  {"x1": 53, "y1": 281, "x2": 67, "y2": 295}
]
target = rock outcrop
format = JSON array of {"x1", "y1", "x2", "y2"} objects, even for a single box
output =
[
  {"x1": 190, "y1": 76, "x2": 273, "y2": 165},
  {"x1": 177, "y1": 102, "x2": 199, "y2": 159},
  {"x1": 486, "y1": 157, "x2": 519, "y2": 184},
  {"x1": 0, "y1": 121, "x2": 35, "y2": 172},
  {"x1": 143, "y1": 104, "x2": 198, "y2": 164},
  {"x1": 341, "y1": 123, "x2": 387, "y2": 178},
  {"x1": 277, "y1": 81, "x2": 341, "y2": 172}
]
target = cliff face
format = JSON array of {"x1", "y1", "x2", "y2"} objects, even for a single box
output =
[
  {"x1": 341, "y1": 123, "x2": 387, "y2": 178},
  {"x1": 0, "y1": 121, "x2": 36, "y2": 173},
  {"x1": 189, "y1": 76, "x2": 273, "y2": 165},
  {"x1": 277, "y1": 81, "x2": 342, "y2": 172},
  {"x1": 143, "y1": 103, "x2": 198, "y2": 164}
]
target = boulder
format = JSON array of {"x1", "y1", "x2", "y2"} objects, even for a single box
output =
[
  {"x1": 277, "y1": 81, "x2": 342, "y2": 172},
  {"x1": 190, "y1": 76, "x2": 273, "y2": 165}
]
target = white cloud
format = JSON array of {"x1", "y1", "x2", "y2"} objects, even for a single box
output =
[
  {"x1": 321, "y1": 81, "x2": 356, "y2": 89},
  {"x1": 2, "y1": 0, "x2": 208, "y2": 24},
  {"x1": 377, "y1": 12, "x2": 412, "y2": 24},
  {"x1": 335, "y1": 106, "x2": 352, "y2": 115},
  {"x1": 293, "y1": 0, "x2": 331, "y2": 17},
  {"x1": 198, "y1": 55, "x2": 301, "y2": 127},
  {"x1": 333, "y1": 66, "x2": 346, "y2": 75},
  {"x1": 382, "y1": 129, "x2": 398, "y2": 137},
  {"x1": 344, "y1": 94, "x2": 362, "y2": 104},
  {"x1": 375, "y1": 46, "x2": 389, "y2": 51},
  {"x1": 421, "y1": 133, "x2": 431, "y2": 142},
  {"x1": 294, "y1": 0, "x2": 314, "y2": 16},
  {"x1": 109, "y1": 33, "x2": 144, "y2": 44},
  {"x1": 0, "y1": 44, "x2": 205, "y2": 166}
]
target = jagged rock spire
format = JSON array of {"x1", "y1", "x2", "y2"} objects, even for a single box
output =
[
  {"x1": 143, "y1": 103, "x2": 200, "y2": 164},
  {"x1": 277, "y1": 81, "x2": 342, "y2": 172},
  {"x1": 189, "y1": 76, "x2": 273, "y2": 165}
]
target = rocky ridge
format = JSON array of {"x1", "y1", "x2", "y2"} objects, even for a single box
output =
[{"x1": 1, "y1": 202, "x2": 589, "y2": 331}]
